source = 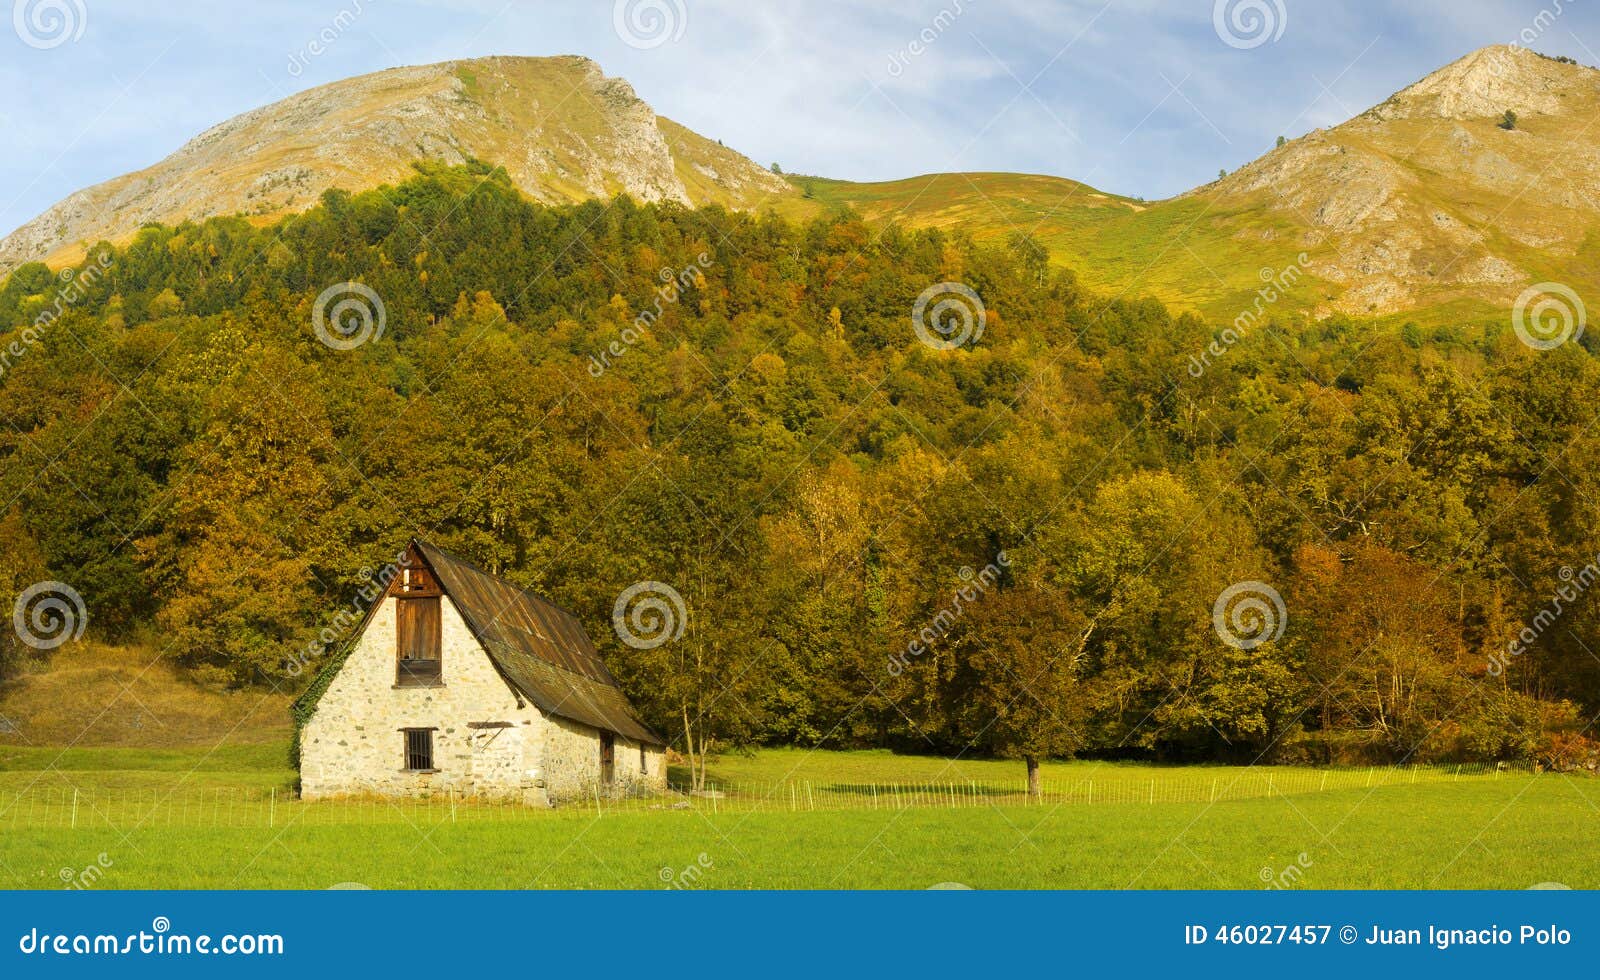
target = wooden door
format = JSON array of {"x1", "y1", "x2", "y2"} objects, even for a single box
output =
[
  {"x1": 600, "y1": 731, "x2": 615, "y2": 785},
  {"x1": 396, "y1": 596, "x2": 441, "y2": 685}
]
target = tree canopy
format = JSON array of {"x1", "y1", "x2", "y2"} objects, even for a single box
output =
[{"x1": 1, "y1": 163, "x2": 1595, "y2": 767}]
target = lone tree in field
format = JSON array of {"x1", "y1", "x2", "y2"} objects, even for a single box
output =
[
  {"x1": 1500, "y1": 110, "x2": 1517, "y2": 130},
  {"x1": 955, "y1": 579, "x2": 1086, "y2": 798}
]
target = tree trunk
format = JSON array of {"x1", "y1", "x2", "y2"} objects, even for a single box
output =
[
  {"x1": 681, "y1": 703, "x2": 700, "y2": 792},
  {"x1": 1025, "y1": 756, "x2": 1041, "y2": 799}
]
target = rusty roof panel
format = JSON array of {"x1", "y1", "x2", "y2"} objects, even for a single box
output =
[{"x1": 413, "y1": 539, "x2": 663, "y2": 745}]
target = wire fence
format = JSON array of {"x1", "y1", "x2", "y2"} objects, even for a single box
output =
[{"x1": 0, "y1": 763, "x2": 1506, "y2": 830}]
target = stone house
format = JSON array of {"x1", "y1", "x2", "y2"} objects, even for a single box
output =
[{"x1": 297, "y1": 539, "x2": 667, "y2": 804}]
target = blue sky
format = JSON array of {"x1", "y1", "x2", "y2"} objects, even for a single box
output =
[{"x1": 4, "y1": 0, "x2": 1600, "y2": 237}]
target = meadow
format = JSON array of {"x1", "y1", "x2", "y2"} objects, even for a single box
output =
[{"x1": 1, "y1": 742, "x2": 1594, "y2": 890}]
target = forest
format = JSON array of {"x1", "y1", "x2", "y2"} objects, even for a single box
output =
[{"x1": 2, "y1": 161, "x2": 1598, "y2": 770}]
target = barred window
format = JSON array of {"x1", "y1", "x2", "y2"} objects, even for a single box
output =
[{"x1": 403, "y1": 728, "x2": 435, "y2": 771}]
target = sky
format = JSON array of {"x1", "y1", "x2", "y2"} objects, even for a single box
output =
[{"x1": 4, "y1": 0, "x2": 1600, "y2": 238}]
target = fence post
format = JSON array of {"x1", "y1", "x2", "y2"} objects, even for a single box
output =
[
  {"x1": 70, "y1": 789, "x2": 78, "y2": 829},
  {"x1": 1209, "y1": 778, "x2": 1216, "y2": 803},
  {"x1": 270, "y1": 787, "x2": 276, "y2": 828}
]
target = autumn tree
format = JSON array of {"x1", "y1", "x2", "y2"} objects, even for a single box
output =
[{"x1": 954, "y1": 576, "x2": 1087, "y2": 796}]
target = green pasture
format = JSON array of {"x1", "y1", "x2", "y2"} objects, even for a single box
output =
[{"x1": 1, "y1": 744, "x2": 1592, "y2": 889}]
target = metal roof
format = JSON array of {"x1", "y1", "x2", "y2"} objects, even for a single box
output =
[{"x1": 412, "y1": 539, "x2": 664, "y2": 746}]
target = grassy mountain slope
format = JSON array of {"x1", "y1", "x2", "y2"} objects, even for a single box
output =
[
  {"x1": 811, "y1": 46, "x2": 1600, "y2": 324},
  {"x1": 799, "y1": 172, "x2": 1313, "y2": 320}
]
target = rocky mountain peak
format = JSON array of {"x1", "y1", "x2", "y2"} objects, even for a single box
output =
[
  {"x1": 1369, "y1": 44, "x2": 1597, "y2": 121},
  {"x1": 0, "y1": 55, "x2": 792, "y2": 274}
]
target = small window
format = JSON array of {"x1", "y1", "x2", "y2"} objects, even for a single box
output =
[
  {"x1": 396, "y1": 595, "x2": 442, "y2": 686},
  {"x1": 403, "y1": 729, "x2": 435, "y2": 771},
  {"x1": 397, "y1": 563, "x2": 440, "y2": 594}
]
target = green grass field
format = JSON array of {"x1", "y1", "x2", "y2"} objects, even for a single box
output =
[{"x1": 1, "y1": 743, "x2": 1594, "y2": 890}]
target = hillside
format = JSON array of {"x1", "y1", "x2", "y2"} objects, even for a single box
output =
[
  {"x1": 813, "y1": 46, "x2": 1600, "y2": 323},
  {"x1": 0, "y1": 55, "x2": 795, "y2": 273},
  {"x1": 2, "y1": 169, "x2": 1598, "y2": 767},
  {"x1": 0, "y1": 643, "x2": 292, "y2": 748}
]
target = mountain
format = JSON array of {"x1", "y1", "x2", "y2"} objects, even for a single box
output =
[
  {"x1": 6, "y1": 46, "x2": 1600, "y2": 323},
  {"x1": 0, "y1": 55, "x2": 794, "y2": 272},
  {"x1": 812, "y1": 45, "x2": 1600, "y2": 323}
]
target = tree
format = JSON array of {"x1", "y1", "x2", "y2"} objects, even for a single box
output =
[
  {"x1": 135, "y1": 335, "x2": 331, "y2": 685},
  {"x1": 1276, "y1": 135, "x2": 1287, "y2": 148},
  {"x1": 954, "y1": 578, "x2": 1087, "y2": 796},
  {"x1": 1500, "y1": 110, "x2": 1518, "y2": 130},
  {"x1": 1291, "y1": 543, "x2": 1462, "y2": 760}
]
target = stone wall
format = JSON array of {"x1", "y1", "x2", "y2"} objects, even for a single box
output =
[
  {"x1": 299, "y1": 593, "x2": 533, "y2": 799},
  {"x1": 533, "y1": 713, "x2": 666, "y2": 805}
]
